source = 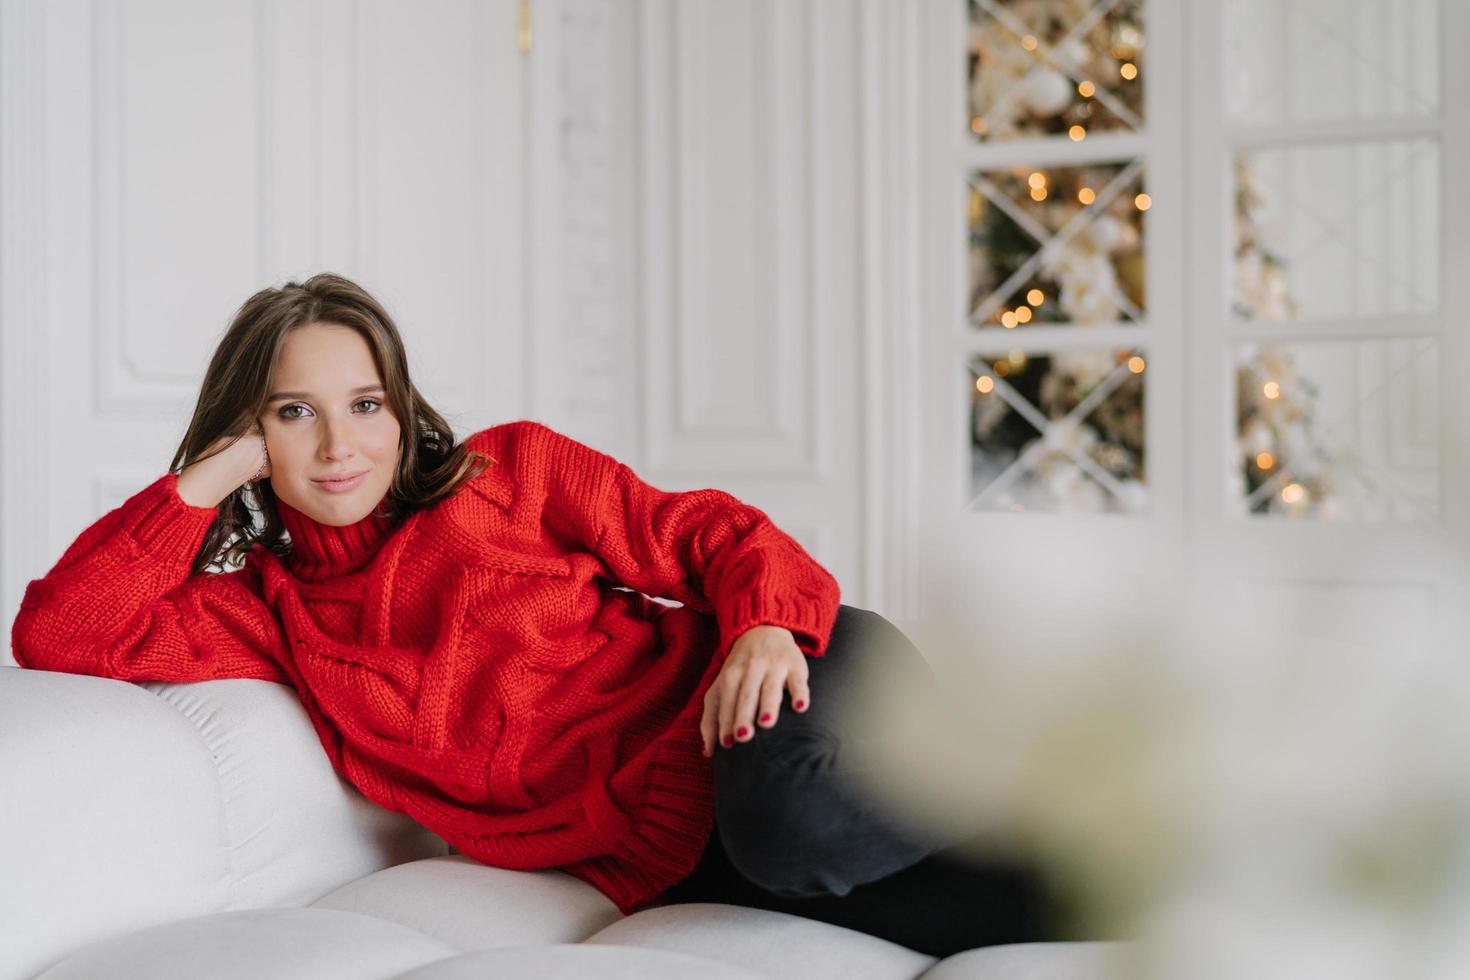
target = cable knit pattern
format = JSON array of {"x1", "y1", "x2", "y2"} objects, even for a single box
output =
[{"x1": 9, "y1": 418, "x2": 843, "y2": 913}]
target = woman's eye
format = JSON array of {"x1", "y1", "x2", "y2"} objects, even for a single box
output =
[{"x1": 277, "y1": 399, "x2": 381, "y2": 420}]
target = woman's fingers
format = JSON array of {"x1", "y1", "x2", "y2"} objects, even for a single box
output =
[
  {"x1": 717, "y1": 664, "x2": 745, "y2": 747},
  {"x1": 787, "y1": 667, "x2": 811, "y2": 714},
  {"x1": 756, "y1": 669, "x2": 786, "y2": 730},
  {"x1": 731, "y1": 661, "x2": 777, "y2": 743},
  {"x1": 701, "y1": 646, "x2": 811, "y2": 756},
  {"x1": 700, "y1": 689, "x2": 719, "y2": 757}
]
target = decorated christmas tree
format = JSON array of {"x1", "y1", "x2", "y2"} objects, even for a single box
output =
[{"x1": 965, "y1": 0, "x2": 1350, "y2": 518}]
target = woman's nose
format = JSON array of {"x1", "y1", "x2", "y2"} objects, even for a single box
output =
[{"x1": 318, "y1": 418, "x2": 354, "y2": 460}]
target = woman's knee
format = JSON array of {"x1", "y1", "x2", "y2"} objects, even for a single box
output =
[
  {"x1": 826, "y1": 605, "x2": 939, "y2": 691},
  {"x1": 715, "y1": 787, "x2": 859, "y2": 897}
]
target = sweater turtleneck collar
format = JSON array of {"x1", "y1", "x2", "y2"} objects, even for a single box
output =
[{"x1": 276, "y1": 491, "x2": 396, "y2": 580}]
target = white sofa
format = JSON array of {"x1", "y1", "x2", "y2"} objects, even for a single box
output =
[{"x1": 0, "y1": 666, "x2": 1127, "y2": 979}]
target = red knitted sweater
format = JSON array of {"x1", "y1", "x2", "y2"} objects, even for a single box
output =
[{"x1": 10, "y1": 419, "x2": 842, "y2": 913}]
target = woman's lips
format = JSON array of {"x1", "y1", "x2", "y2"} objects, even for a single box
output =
[{"x1": 312, "y1": 471, "x2": 367, "y2": 493}]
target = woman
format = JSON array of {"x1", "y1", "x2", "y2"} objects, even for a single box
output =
[{"x1": 10, "y1": 273, "x2": 1061, "y2": 956}]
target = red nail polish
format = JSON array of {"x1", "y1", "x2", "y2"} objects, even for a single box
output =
[
  {"x1": 760, "y1": 713, "x2": 772, "y2": 723},
  {"x1": 736, "y1": 726, "x2": 749, "y2": 738},
  {"x1": 794, "y1": 699, "x2": 806, "y2": 710},
  {"x1": 722, "y1": 734, "x2": 734, "y2": 748}
]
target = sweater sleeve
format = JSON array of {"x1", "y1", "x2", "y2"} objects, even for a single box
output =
[
  {"x1": 9, "y1": 471, "x2": 290, "y2": 684},
  {"x1": 510, "y1": 420, "x2": 842, "y2": 659}
]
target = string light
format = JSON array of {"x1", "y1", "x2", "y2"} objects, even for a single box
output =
[
  {"x1": 1001, "y1": 311, "x2": 1019, "y2": 328},
  {"x1": 1068, "y1": 125, "x2": 1087, "y2": 141},
  {"x1": 1027, "y1": 288, "x2": 1045, "y2": 305},
  {"x1": 1078, "y1": 187, "x2": 1096, "y2": 205},
  {"x1": 1078, "y1": 80, "x2": 1096, "y2": 98},
  {"x1": 1263, "y1": 381, "x2": 1280, "y2": 399},
  {"x1": 976, "y1": 375, "x2": 995, "y2": 394},
  {"x1": 1028, "y1": 172, "x2": 1047, "y2": 189},
  {"x1": 1015, "y1": 305, "x2": 1033, "y2": 323},
  {"x1": 1134, "y1": 193, "x2": 1152, "y2": 211},
  {"x1": 1256, "y1": 452, "x2": 1275, "y2": 470},
  {"x1": 1030, "y1": 186, "x2": 1048, "y2": 201},
  {"x1": 1120, "y1": 62, "x2": 1138, "y2": 80},
  {"x1": 1127, "y1": 355, "x2": 1145, "y2": 374}
]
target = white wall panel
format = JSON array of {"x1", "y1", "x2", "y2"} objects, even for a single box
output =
[
  {"x1": 545, "y1": 0, "x2": 868, "y2": 607},
  {"x1": 638, "y1": 0, "x2": 824, "y2": 480},
  {"x1": 1, "y1": 0, "x2": 526, "y2": 658}
]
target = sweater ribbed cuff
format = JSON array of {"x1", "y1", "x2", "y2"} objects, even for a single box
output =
[
  {"x1": 124, "y1": 472, "x2": 220, "y2": 561},
  {"x1": 716, "y1": 588, "x2": 839, "y2": 659}
]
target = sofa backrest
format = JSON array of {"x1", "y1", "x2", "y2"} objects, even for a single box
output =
[{"x1": 0, "y1": 667, "x2": 448, "y2": 979}]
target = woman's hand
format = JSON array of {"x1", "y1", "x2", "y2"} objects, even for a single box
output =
[
  {"x1": 701, "y1": 624, "x2": 811, "y2": 757},
  {"x1": 177, "y1": 419, "x2": 271, "y2": 508}
]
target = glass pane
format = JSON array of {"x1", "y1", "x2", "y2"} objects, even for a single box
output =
[
  {"x1": 966, "y1": 0, "x2": 1145, "y2": 141},
  {"x1": 970, "y1": 349, "x2": 1149, "y2": 513},
  {"x1": 1225, "y1": 0, "x2": 1439, "y2": 126},
  {"x1": 1233, "y1": 338, "x2": 1438, "y2": 522},
  {"x1": 969, "y1": 160, "x2": 1148, "y2": 327},
  {"x1": 1233, "y1": 141, "x2": 1439, "y2": 321}
]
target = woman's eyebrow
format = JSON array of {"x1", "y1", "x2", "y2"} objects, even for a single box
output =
[{"x1": 266, "y1": 383, "x2": 386, "y2": 403}]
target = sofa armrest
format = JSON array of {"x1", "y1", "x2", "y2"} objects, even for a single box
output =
[{"x1": 0, "y1": 666, "x2": 448, "y2": 979}]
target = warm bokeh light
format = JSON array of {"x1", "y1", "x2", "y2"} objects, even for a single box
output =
[
  {"x1": 1281, "y1": 482, "x2": 1305, "y2": 504},
  {"x1": 1263, "y1": 381, "x2": 1281, "y2": 399},
  {"x1": 1069, "y1": 125, "x2": 1087, "y2": 141},
  {"x1": 1256, "y1": 452, "x2": 1275, "y2": 470},
  {"x1": 1015, "y1": 305, "x2": 1033, "y2": 323},
  {"x1": 971, "y1": 116, "x2": 987, "y2": 135},
  {"x1": 1078, "y1": 80, "x2": 1096, "y2": 98},
  {"x1": 1127, "y1": 356, "x2": 1145, "y2": 374},
  {"x1": 1001, "y1": 311, "x2": 1018, "y2": 328},
  {"x1": 1030, "y1": 186, "x2": 1048, "y2": 201},
  {"x1": 1134, "y1": 193, "x2": 1152, "y2": 211},
  {"x1": 1120, "y1": 62, "x2": 1138, "y2": 80},
  {"x1": 1028, "y1": 172, "x2": 1047, "y2": 189},
  {"x1": 1027, "y1": 288, "x2": 1045, "y2": 306},
  {"x1": 976, "y1": 375, "x2": 994, "y2": 394},
  {"x1": 1021, "y1": 34, "x2": 1038, "y2": 51},
  {"x1": 1078, "y1": 187, "x2": 1096, "y2": 205},
  {"x1": 1007, "y1": 350, "x2": 1027, "y2": 369}
]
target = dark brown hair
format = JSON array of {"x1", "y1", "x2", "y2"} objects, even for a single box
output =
[{"x1": 170, "y1": 272, "x2": 492, "y2": 575}]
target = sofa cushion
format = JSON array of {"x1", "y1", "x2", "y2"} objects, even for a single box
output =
[
  {"x1": 585, "y1": 902, "x2": 937, "y2": 979},
  {"x1": 391, "y1": 944, "x2": 769, "y2": 979},
  {"x1": 309, "y1": 855, "x2": 622, "y2": 949},
  {"x1": 916, "y1": 940, "x2": 1135, "y2": 980},
  {"x1": 31, "y1": 907, "x2": 459, "y2": 980},
  {"x1": 137, "y1": 677, "x2": 451, "y2": 908}
]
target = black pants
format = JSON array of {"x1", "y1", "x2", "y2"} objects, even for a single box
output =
[{"x1": 653, "y1": 604, "x2": 1072, "y2": 957}]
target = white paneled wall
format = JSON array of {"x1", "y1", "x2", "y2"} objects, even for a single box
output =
[
  {"x1": 2, "y1": 0, "x2": 910, "y2": 663},
  {"x1": 626, "y1": 0, "x2": 862, "y2": 590},
  {"x1": 544, "y1": 0, "x2": 896, "y2": 619},
  {"x1": 9, "y1": 1, "x2": 1460, "y2": 675},
  {"x1": 0, "y1": 0, "x2": 531, "y2": 657}
]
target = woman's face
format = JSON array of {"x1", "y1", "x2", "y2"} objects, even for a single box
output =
[{"x1": 261, "y1": 322, "x2": 401, "y2": 526}]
